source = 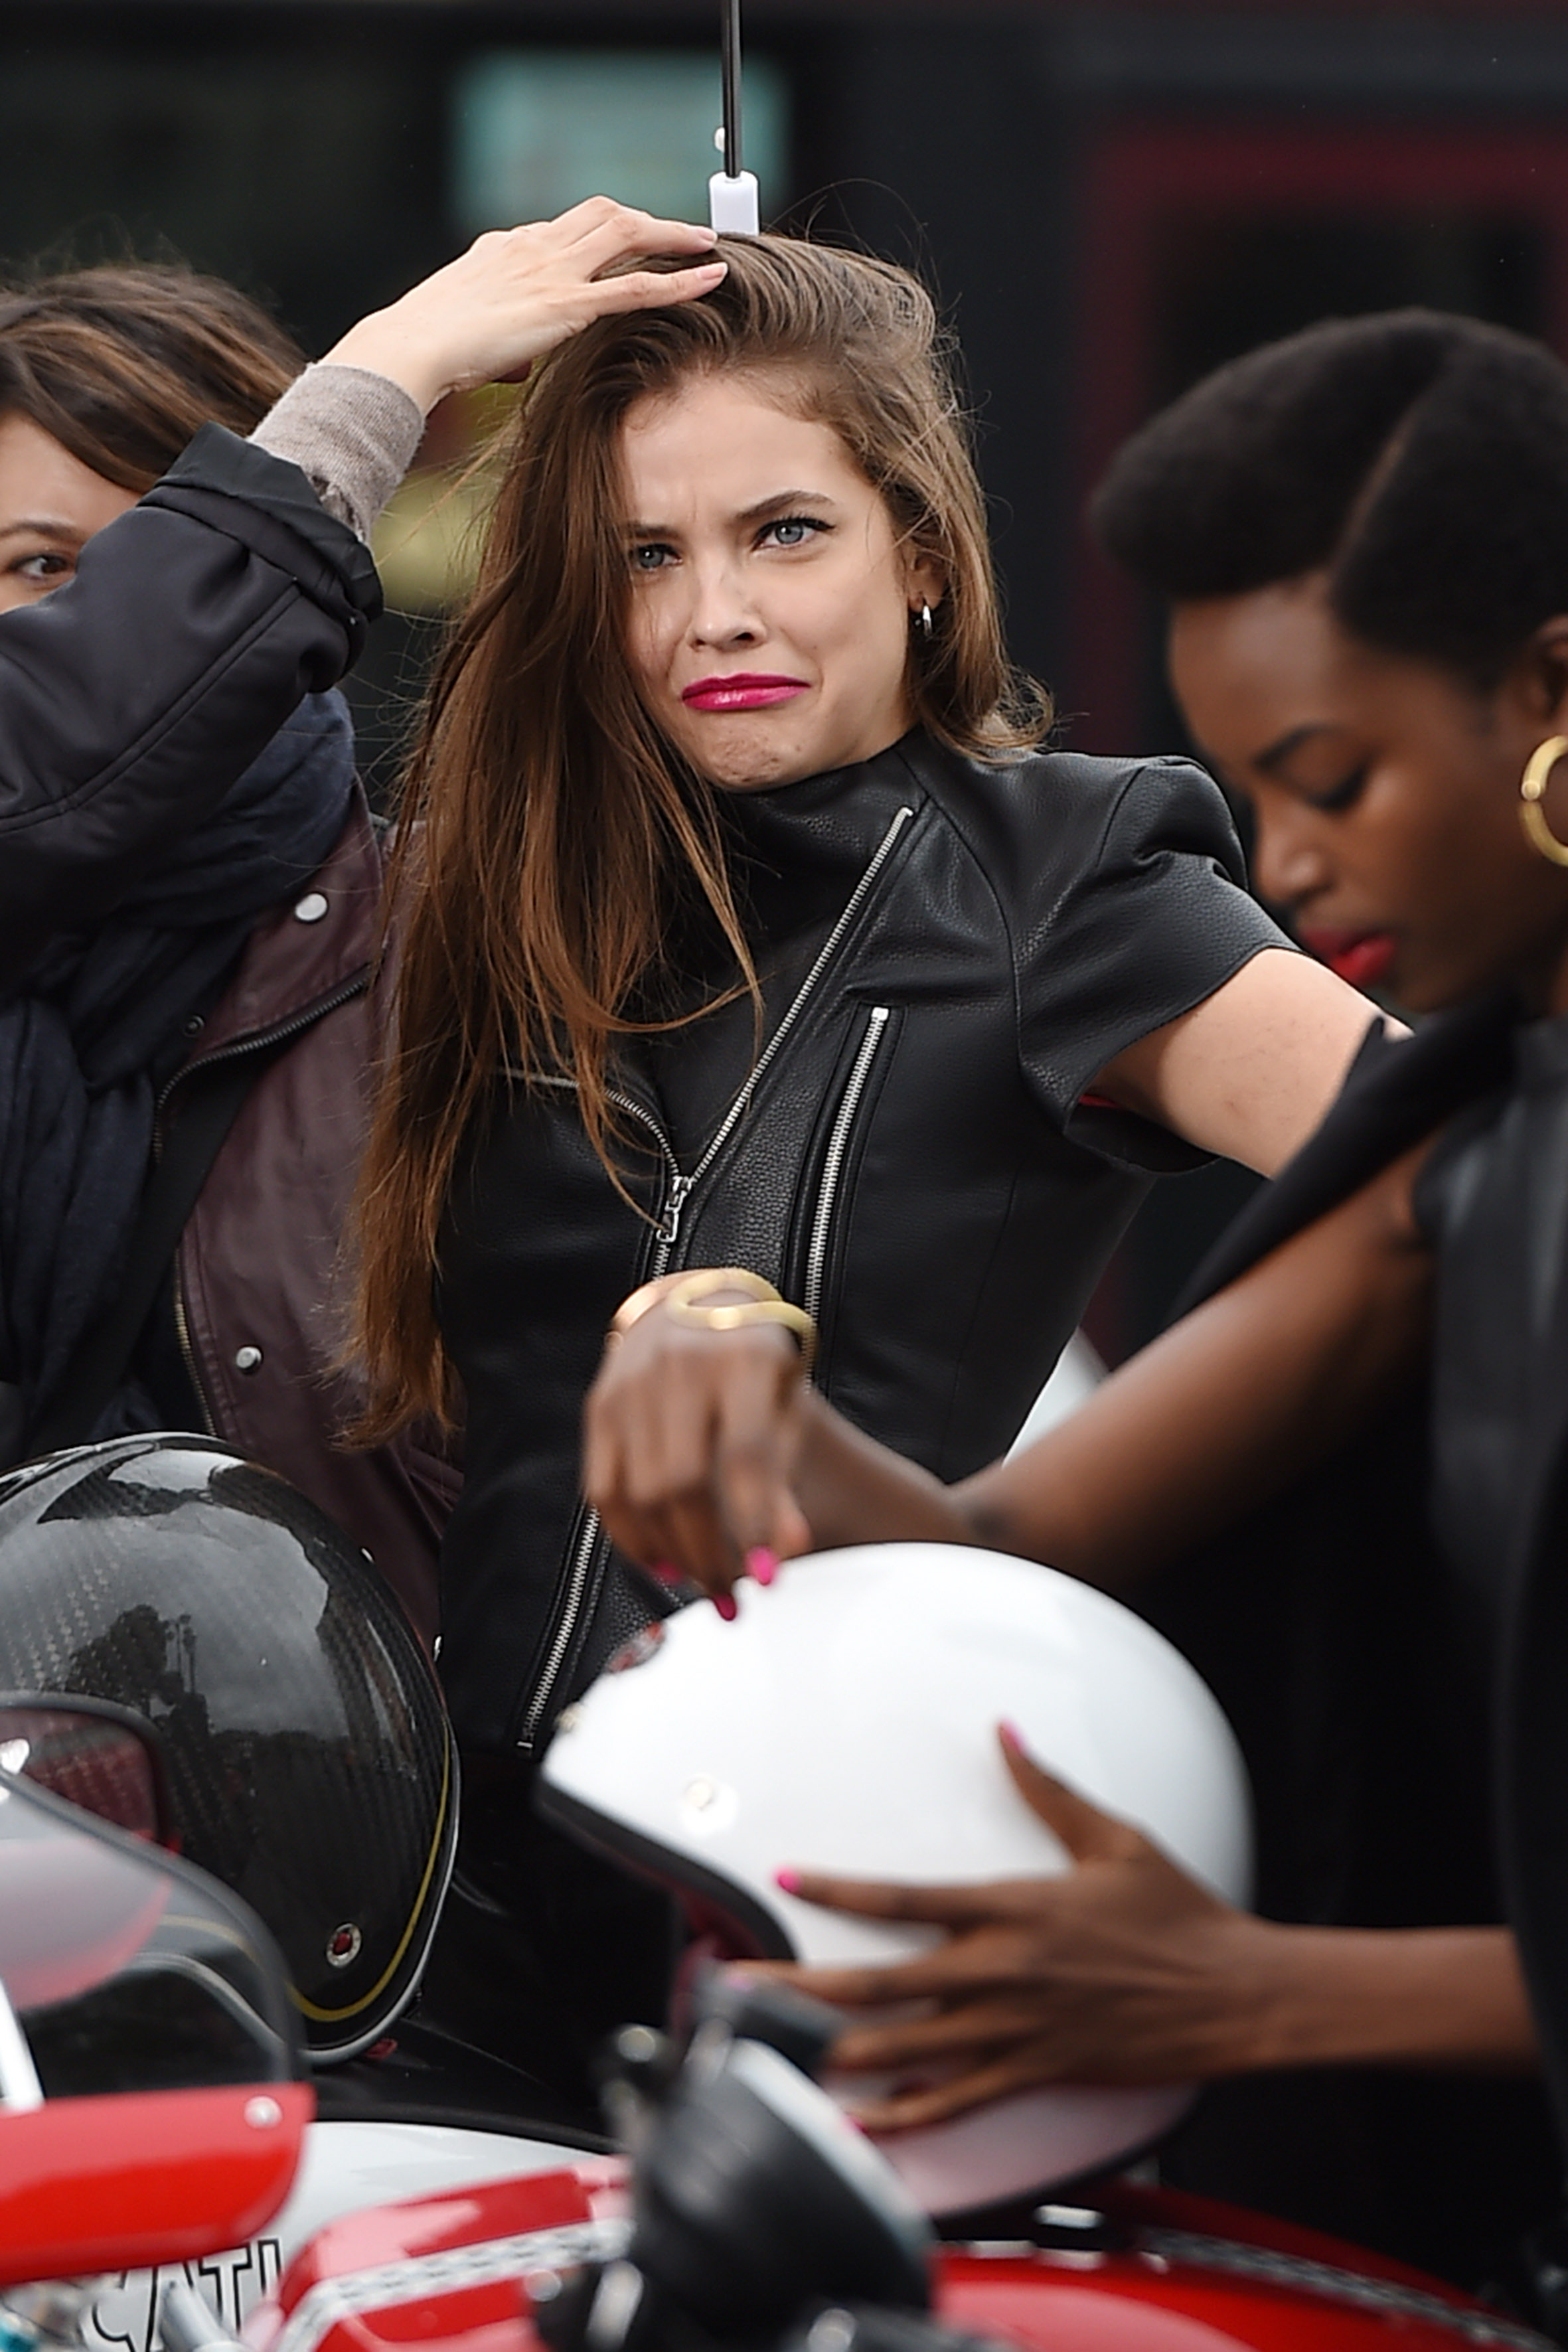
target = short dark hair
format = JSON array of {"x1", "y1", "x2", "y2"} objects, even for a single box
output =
[
  {"x1": 1091, "y1": 309, "x2": 1568, "y2": 688},
  {"x1": 0, "y1": 263, "x2": 303, "y2": 492}
]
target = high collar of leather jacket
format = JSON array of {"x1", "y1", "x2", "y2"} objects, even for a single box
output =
[{"x1": 717, "y1": 726, "x2": 931, "y2": 949}]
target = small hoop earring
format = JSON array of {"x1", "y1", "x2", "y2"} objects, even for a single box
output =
[
  {"x1": 1520, "y1": 736, "x2": 1568, "y2": 867},
  {"x1": 915, "y1": 601, "x2": 934, "y2": 641}
]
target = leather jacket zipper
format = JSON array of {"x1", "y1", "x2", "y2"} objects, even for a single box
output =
[
  {"x1": 159, "y1": 969, "x2": 370, "y2": 1444},
  {"x1": 513, "y1": 803, "x2": 914, "y2": 1750},
  {"x1": 803, "y1": 1004, "x2": 891, "y2": 1331},
  {"x1": 516, "y1": 1099, "x2": 690, "y2": 1755}
]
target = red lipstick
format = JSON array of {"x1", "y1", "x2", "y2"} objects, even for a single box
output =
[
  {"x1": 680, "y1": 673, "x2": 808, "y2": 712},
  {"x1": 1298, "y1": 928, "x2": 1398, "y2": 989}
]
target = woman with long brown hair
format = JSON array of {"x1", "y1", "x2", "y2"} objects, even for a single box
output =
[{"x1": 353, "y1": 229, "x2": 1379, "y2": 2107}]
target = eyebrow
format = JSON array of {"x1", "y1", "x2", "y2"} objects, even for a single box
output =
[
  {"x1": 0, "y1": 517, "x2": 86, "y2": 544},
  {"x1": 621, "y1": 489, "x2": 838, "y2": 537},
  {"x1": 1252, "y1": 721, "x2": 1341, "y2": 775}
]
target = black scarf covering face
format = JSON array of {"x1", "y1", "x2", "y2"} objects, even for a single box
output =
[{"x1": 0, "y1": 688, "x2": 356, "y2": 1456}]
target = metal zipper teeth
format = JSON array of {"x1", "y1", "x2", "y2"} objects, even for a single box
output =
[
  {"x1": 157, "y1": 970, "x2": 371, "y2": 1442},
  {"x1": 516, "y1": 1100, "x2": 688, "y2": 1753},
  {"x1": 153, "y1": 971, "x2": 370, "y2": 1122},
  {"x1": 514, "y1": 804, "x2": 915, "y2": 1749},
  {"x1": 803, "y1": 1004, "x2": 890, "y2": 1331},
  {"x1": 684, "y1": 803, "x2": 913, "y2": 1192},
  {"x1": 172, "y1": 1284, "x2": 218, "y2": 1437},
  {"x1": 519, "y1": 805, "x2": 913, "y2": 1230}
]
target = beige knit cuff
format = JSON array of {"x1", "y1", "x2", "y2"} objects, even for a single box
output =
[{"x1": 250, "y1": 362, "x2": 426, "y2": 543}]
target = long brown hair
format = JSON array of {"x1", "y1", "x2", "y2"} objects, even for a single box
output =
[
  {"x1": 353, "y1": 232, "x2": 1050, "y2": 1437},
  {"x1": 0, "y1": 264, "x2": 303, "y2": 488}
]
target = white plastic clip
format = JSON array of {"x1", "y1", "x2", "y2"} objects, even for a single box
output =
[{"x1": 709, "y1": 168, "x2": 759, "y2": 236}]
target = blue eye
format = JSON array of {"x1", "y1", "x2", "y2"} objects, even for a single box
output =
[
  {"x1": 760, "y1": 515, "x2": 828, "y2": 549},
  {"x1": 629, "y1": 542, "x2": 674, "y2": 573}
]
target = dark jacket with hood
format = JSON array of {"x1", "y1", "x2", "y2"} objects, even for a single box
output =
[{"x1": 0, "y1": 424, "x2": 451, "y2": 1643}]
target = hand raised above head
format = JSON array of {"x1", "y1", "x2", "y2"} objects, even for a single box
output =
[
  {"x1": 583, "y1": 1267, "x2": 814, "y2": 1609},
  {"x1": 321, "y1": 197, "x2": 728, "y2": 416}
]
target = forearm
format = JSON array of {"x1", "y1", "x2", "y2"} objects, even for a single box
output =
[
  {"x1": 954, "y1": 1150, "x2": 1433, "y2": 1591},
  {"x1": 0, "y1": 431, "x2": 376, "y2": 981},
  {"x1": 251, "y1": 362, "x2": 424, "y2": 543},
  {"x1": 1239, "y1": 1922, "x2": 1537, "y2": 2075},
  {"x1": 793, "y1": 1388, "x2": 972, "y2": 1549},
  {"x1": 0, "y1": 364, "x2": 422, "y2": 964}
]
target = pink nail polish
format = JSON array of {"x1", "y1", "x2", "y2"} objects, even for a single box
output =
[
  {"x1": 775, "y1": 1867, "x2": 802, "y2": 1894},
  {"x1": 713, "y1": 1591, "x2": 739, "y2": 1622},
  {"x1": 999, "y1": 1719, "x2": 1026, "y2": 1751},
  {"x1": 649, "y1": 1561, "x2": 683, "y2": 1586},
  {"x1": 746, "y1": 1546, "x2": 778, "y2": 1587}
]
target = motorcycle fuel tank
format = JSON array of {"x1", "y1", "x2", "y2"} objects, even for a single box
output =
[{"x1": 242, "y1": 2163, "x2": 1555, "y2": 2352}]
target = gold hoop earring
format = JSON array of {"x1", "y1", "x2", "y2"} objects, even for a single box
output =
[{"x1": 1521, "y1": 736, "x2": 1568, "y2": 868}]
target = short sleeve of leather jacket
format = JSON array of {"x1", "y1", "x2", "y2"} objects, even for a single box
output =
[{"x1": 1014, "y1": 754, "x2": 1291, "y2": 1170}]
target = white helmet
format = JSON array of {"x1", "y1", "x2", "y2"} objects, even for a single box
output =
[{"x1": 540, "y1": 1541, "x2": 1251, "y2": 2218}]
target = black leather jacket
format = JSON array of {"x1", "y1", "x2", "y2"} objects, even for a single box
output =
[{"x1": 437, "y1": 726, "x2": 1284, "y2": 1757}]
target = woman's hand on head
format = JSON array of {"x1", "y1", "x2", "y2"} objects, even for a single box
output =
[
  {"x1": 321, "y1": 198, "x2": 726, "y2": 416},
  {"x1": 584, "y1": 1277, "x2": 814, "y2": 1608},
  {"x1": 755, "y1": 1725, "x2": 1282, "y2": 2125}
]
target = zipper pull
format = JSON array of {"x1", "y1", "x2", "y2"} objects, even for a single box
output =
[{"x1": 661, "y1": 1172, "x2": 696, "y2": 1247}]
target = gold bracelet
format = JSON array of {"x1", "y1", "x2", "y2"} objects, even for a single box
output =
[
  {"x1": 661, "y1": 1268, "x2": 818, "y2": 1372},
  {"x1": 605, "y1": 1266, "x2": 797, "y2": 1348},
  {"x1": 606, "y1": 1272, "x2": 688, "y2": 1343}
]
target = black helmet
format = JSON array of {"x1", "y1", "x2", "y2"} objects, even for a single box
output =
[{"x1": 0, "y1": 1433, "x2": 456, "y2": 2061}]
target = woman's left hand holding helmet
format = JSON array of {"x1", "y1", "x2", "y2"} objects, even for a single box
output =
[
  {"x1": 751, "y1": 1726, "x2": 1539, "y2": 2124},
  {"x1": 320, "y1": 196, "x2": 727, "y2": 416}
]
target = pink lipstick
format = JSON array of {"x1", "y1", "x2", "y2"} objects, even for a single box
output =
[
  {"x1": 680, "y1": 673, "x2": 807, "y2": 712},
  {"x1": 1298, "y1": 929, "x2": 1397, "y2": 989}
]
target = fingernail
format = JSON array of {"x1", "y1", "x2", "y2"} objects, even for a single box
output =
[
  {"x1": 746, "y1": 1546, "x2": 778, "y2": 1588},
  {"x1": 999, "y1": 1719, "x2": 1026, "y2": 1751},
  {"x1": 649, "y1": 1561, "x2": 683, "y2": 1586},
  {"x1": 713, "y1": 1591, "x2": 739, "y2": 1622},
  {"x1": 775, "y1": 1868, "x2": 801, "y2": 1895}
]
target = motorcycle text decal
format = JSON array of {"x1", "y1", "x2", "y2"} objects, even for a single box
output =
[{"x1": 86, "y1": 2242, "x2": 285, "y2": 2352}]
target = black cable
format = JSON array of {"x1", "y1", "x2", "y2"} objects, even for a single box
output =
[{"x1": 721, "y1": 0, "x2": 743, "y2": 180}]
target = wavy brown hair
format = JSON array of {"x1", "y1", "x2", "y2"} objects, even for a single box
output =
[
  {"x1": 352, "y1": 231, "x2": 1050, "y2": 1437},
  {"x1": 0, "y1": 263, "x2": 302, "y2": 487}
]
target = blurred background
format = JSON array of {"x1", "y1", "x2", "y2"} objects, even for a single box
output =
[{"x1": 11, "y1": 0, "x2": 1567, "y2": 1350}]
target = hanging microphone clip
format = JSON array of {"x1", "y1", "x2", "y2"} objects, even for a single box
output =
[{"x1": 710, "y1": 0, "x2": 760, "y2": 234}]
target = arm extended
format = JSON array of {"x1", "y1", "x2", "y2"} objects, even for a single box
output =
[
  {"x1": 584, "y1": 1139, "x2": 1436, "y2": 1596},
  {"x1": 0, "y1": 198, "x2": 724, "y2": 986},
  {"x1": 759, "y1": 1727, "x2": 1536, "y2": 2124},
  {"x1": 0, "y1": 431, "x2": 374, "y2": 983}
]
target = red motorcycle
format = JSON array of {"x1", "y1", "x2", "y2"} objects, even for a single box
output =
[
  {"x1": 241, "y1": 1981, "x2": 1557, "y2": 2352},
  {"x1": 0, "y1": 1705, "x2": 1558, "y2": 2352}
]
